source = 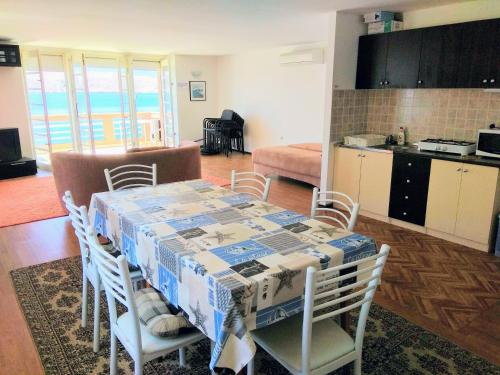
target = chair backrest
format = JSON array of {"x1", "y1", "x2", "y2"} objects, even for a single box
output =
[
  {"x1": 221, "y1": 109, "x2": 234, "y2": 120},
  {"x1": 301, "y1": 244, "x2": 390, "y2": 373},
  {"x1": 62, "y1": 191, "x2": 92, "y2": 273},
  {"x1": 231, "y1": 170, "x2": 271, "y2": 201},
  {"x1": 104, "y1": 163, "x2": 157, "y2": 191},
  {"x1": 310, "y1": 187, "x2": 360, "y2": 231},
  {"x1": 86, "y1": 225, "x2": 142, "y2": 350}
]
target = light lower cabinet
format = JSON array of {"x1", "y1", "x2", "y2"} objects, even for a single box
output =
[
  {"x1": 426, "y1": 159, "x2": 499, "y2": 246},
  {"x1": 333, "y1": 147, "x2": 393, "y2": 217}
]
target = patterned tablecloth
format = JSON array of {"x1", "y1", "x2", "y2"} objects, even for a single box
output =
[{"x1": 88, "y1": 180, "x2": 377, "y2": 373}]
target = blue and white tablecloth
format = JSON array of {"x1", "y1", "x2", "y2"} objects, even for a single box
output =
[{"x1": 88, "y1": 179, "x2": 377, "y2": 373}]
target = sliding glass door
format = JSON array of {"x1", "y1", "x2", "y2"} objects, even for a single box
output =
[
  {"x1": 24, "y1": 51, "x2": 73, "y2": 166},
  {"x1": 24, "y1": 49, "x2": 176, "y2": 165}
]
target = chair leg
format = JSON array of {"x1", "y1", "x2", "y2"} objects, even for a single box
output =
[
  {"x1": 246, "y1": 358, "x2": 254, "y2": 375},
  {"x1": 134, "y1": 358, "x2": 143, "y2": 375},
  {"x1": 354, "y1": 356, "x2": 362, "y2": 375},
  {"x1": 110, "y1": 331, "x2": 118, "y2": 375},
  {"x1": 179, "y1": 347, "x2": 186, "y2": 367},
  {"x1": 81, "y1": 274, "x2": 88, "y2": 328},
  {"x1": 93, "y1": 280, "x2": 101, "y2": 353}
]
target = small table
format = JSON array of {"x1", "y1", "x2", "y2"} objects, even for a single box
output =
[{"x1": 89, "y1": 180, "x2": 377, "y2": 373}]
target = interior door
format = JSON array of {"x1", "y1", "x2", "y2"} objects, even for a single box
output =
[
  {"x1": 455, "y1": 164, "x2": 498, "y2": 245},
  {"x1": 355, "y1": 34, "x2": 388, "y2": 89},
  {"x1": 385, "y1": 29, "x2": 422, "y2": 88},
  {"x1": 358, "y1": 150, "x2": 393, "y2": 216},
  {"x1": 425, "y1": 160, "x2": 462, "y2": 234}
]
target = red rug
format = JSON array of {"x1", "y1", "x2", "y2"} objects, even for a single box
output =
[
  {"x1": 0, "y1": 176, "x2": 66, "y2": 228},
  {"x1": 0, "y1": 174, "x2": 230, "y2": 228}
]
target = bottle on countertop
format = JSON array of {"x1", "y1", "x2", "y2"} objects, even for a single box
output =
[{"x1": 397, "y1": 126, "x2": 405, "y2": 146}]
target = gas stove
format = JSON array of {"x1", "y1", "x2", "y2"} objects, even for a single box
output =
[{"x1": 418, "y1": 138, "x2": 477, "y2": 156}]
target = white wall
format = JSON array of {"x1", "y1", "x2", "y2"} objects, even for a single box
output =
[
  {"x1": 171, "y1": 55, "x2": 219, "y2": 142},
  {"x1": 403, "y1": 0, "x2": 500, "y2": 29},
  {"x1": 216, "y1": 48, "x2": 326, "y2": 152},
  {"x1": 0, "y1": 68, "x2": 33, "y2": 157}
]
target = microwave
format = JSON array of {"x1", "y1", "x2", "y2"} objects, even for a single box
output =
[{"x1": 476, "y1": 128, "x2": 500, "y2": 158}]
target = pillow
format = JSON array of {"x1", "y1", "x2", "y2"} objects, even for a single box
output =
[{"x1": 135, "y1": 288, "x2": 194, "y2": 337}]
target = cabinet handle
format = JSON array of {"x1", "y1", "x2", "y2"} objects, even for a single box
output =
[
  {"x1": 491, "y1": 78, "x2": 496, "y2": 83},
  {"x1": 357, "y1": 154, "x2": 362, "y2": 157},
  {"x1": 406, "y1": 179, "x2": 411, "y2": 183},
  {"x1": 362, "y1": 155, "x2": 366, "y2": 158},
  {"x1": 10, "y1": 162, "x2": 26, "y2": 165},
  {"x1": 404, "y1": 195, "x2": 409, "y2": 200},
  {"x1": 379, "y1": 81, "x2": 384, "y2": 86},
  {"x1": 384, "y1": 80, "x2": 389, "y2": 85},
  {"x1": 463, "y1": 169, "x2": 469, "y2": 173},
  {"x1": 417, "y1": 80, "x2": 423, "y2": 85},
  {"x1": 408, "y1": 162, "x2": 412, "y2": 166},
  {"x1": 403, "y1": 212, "x2": 407, "y2": 216},
  {"x1": 482, "y1": 79, "x2": 488, "y2": 83},
  {"x1": 456, "y1": 168, "x2": 462, "y2": 172}
]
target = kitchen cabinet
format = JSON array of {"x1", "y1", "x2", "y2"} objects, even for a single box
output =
[
  {"x1": 355, "y1": 17, "x2": 500, "y2": 89},
  {"x1": 417, "y1": 24, "x2": 462, "y2": 88},
  {"x1": 385, "y1": 29, "x2": 422, "y2": 88},
  {"x1": 389, "y1": 154, "x2": 431, "y2": 226},
  {"x1": 457, "y1": 18, "x2": 500, "y2": 88},
  {"x1": 426, "y1": 160, "x2": 499, "y2": 247},
  {"x1": 355, "y1": 34, "x2": 388, "y2": 89},
  {"x1": 333, "y1": 147, "x2": 393, "y2": 217}
]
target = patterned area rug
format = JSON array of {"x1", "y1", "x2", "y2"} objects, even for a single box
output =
[{"x1": 11, "y1": 257, "x2": 499, "y2": 375}]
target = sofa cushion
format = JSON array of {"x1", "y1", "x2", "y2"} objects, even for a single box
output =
[
  {"x1": 288, "y1": 143, "x2": 322, "y2": 153},
  {"x1": 252, "y1": 146, "x2": 321, "y2": 179}
]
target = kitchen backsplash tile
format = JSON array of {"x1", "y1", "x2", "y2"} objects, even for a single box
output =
[{"x1": 330, "y1": 89, "x2": 500, "y2": 143}]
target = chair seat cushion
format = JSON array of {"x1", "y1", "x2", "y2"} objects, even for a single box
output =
[
  {"x1": 135, "y1": 288, "x2": 194, "y2": 337},
  {"x1": 251, "y1": 313, "x2": 355, "y2": 372},
  {"x1": 117, "y1": 312, "x2": 204, "y2": 355}
]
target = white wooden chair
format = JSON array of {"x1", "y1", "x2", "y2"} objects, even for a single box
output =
[
  {"x1": 87, "y1": 225, "x2": 205, "y2": 375},
  {"x1": 230, "y1": 170, "x2": 271, "y2": 201},
  {"x1": 310, "y1": 187, "x2": 360, "y2": 231},
  {"x1": 247, "y1": 244, "x2": 390, "y2": 375},
  {"x1": 63, "y1": 191, "x2": 143, "y2": 352},
  {"x1": 104, "y1": 163, "x2": 157, "y2": 191}
]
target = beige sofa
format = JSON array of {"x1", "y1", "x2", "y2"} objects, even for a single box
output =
[
  {"x1": 51, "y1": 141, "x2": 201, "y2": 207},
  {"x1": 252, "y1": 143, "x2": 322, "y2": 186}
]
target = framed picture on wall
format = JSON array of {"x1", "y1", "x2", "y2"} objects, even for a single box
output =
[{"x1": 189, "y1": 81, "x2": 206, "y2": 101}]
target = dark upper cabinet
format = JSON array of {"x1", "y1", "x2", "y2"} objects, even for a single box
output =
[
  {"x1": 385, "y1": 29, "x2": 422, "y2": 88},
  {"x1": 355, "y1": 18, "x2": 500, "y2": 89},
  {"x1": 457, "y1": 18, "x2": 499, "y2": 88},
  {"x1": 355, "y1": 34, "x2": 388, "y2": 89},
  {"x1": 417, "y1": 24, "x2": 462, "y2": 88}
]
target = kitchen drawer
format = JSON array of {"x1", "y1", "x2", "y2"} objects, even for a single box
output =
[
  {"x1": 389, "y1": 191, "x2": 427, "y2": 225},
  {"x1": 389, "y1": 153, "x2": 431, "y2": 225}
]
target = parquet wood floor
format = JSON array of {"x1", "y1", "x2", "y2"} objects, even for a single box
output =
[{"x1": 0, "y1": 153, "x2": 498, "y2": 375}]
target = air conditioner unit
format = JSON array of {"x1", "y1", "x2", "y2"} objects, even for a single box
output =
[{"x1": 279, "y1": 48, "x2": 324, "y2": 65}]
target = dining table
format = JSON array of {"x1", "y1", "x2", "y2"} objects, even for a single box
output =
[{"x1": 88, "y1": 179, "x2": 378, "y2": 373}]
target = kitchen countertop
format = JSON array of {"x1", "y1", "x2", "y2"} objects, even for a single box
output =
[{"x1": 337, "y1": 143, "x2": 500, "y2": 168}]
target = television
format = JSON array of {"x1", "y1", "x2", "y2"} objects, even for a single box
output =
[{"x1": 0, "y1": 128, "x2": 22, "y2": 162}]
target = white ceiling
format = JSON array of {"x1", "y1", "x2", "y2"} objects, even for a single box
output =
[{"x1": 0, "y1": 0, "x2": 463, "y2": 55}]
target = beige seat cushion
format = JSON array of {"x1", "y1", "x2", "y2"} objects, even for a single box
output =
[
  {"x1": 288, "y1": 143, "x2": 322, "y2": 153},
  {"x1": 252, "y1": 146, "x2": 321, "y2": 179},
  {"x1": 251, "y1": 313, "x2": 354, "y2": 372}
]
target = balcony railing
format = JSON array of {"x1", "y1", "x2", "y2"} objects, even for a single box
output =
[{"x1": 32, "y1": 112, "x2": 163, "y2": 156}]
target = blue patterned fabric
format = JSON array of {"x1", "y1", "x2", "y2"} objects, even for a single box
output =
[{"x1": 88, "y1": 180, "x2": 377, "y2": 373}]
